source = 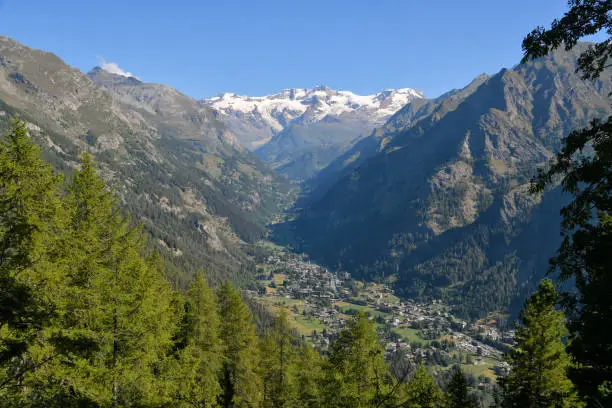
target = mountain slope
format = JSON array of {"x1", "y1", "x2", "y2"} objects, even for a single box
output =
[
  {"x1": 301, "y1": 73, "x2": 491, "y2": 204},
  {"x1": 0, "y1": 36, "x2": 288, "y2": 286},
  {"x1": 203, "y1": 86, "x2": 423, "y2": 181},
  {"x1": 278, "y1": 44, "x2": 612, "y2": 317}
]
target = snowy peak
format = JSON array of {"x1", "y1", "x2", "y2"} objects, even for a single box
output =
[
  {"x1": 203, "y1": 86, "x2": 423, "y2": 121},
  {"x1": 202, "y1": 85, "x2": 424, "y2": 180},
  {"x1": 201, "y1": 86, "x2": 424, "y2": 139}
]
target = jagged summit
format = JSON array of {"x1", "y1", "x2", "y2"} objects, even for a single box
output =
[
  {"x1": 201, "y1": 85, "x2": 424, "y2": 153},
  {"x1": 203, "y1": 85, "x2": 423, "y2": 119},
  {"x1": 87, "y1": 66, "x2": 143, "y2": 85}
]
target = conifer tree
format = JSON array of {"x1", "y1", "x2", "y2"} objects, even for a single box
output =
[
  {"x1": 172, "y1": 270, "x2": 222, "y2": 407},
  {"x1": 293, "y1": 343, "x2": 323, "y2": 408},
  {"x1": 260, "y1": 308, "x2": 304, "y2": 408},
  {"x1": 447, "y1": 366, "x2": 476, "y2": 408},
  {"x1": 324, "y1": 311, "x2": 392, "y2": 407},
  {"x1": 500, "y1": 279, "x2": 582, "y2": 408},
  {"x1": 217, "y1": 281, "x2": 262, "y2": 408},
  {"x1": 398, "y1": 364, "x2": 445, "y2": 408},
  {"x1": 0, "y1": 119, "x2": 65, "y2": 403},
  {"x1": 52, "y1": 153, "x2": 177, "y2": 407}
]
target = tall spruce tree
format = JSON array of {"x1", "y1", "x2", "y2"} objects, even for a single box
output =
[
  {"x1": 260, "y1": 308, "x2": 299, "y2": 408},
  {"x1": 523, "y1": 2, "x2": 612, "y2": 405},
  {"x1": 500, "y1": 279, "x2": 582, "y2": 408},
  {"x1": 398, "y1": 364, "x2": 445, "y2": 408},
  {"x1": 323, "y1": 311, "x2": 392, "y2": 408},
  {"x1": 0, "y1": 119, "x2": 66, "y2": 405},
  {"x1": 53, "y1": 153, "x2": 177, "y2": 407},
  {"x1": 447, "y1": 366, "x2": 476, "y2": 408},
  {"x1": 171, "y1": 270, "x2": 222, "y2": 407},
  {"x1": 217, "y1": 281, "x2": 262, "y2": 408}
]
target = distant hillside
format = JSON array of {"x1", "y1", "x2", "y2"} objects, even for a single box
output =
[
  {"x1": 0, "y1": 36, "x2": 288, "y2": 286},
  {"x1": 278, "y1": 44, "x2": 612, "y2": 317}
]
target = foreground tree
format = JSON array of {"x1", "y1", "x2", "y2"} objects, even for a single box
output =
[
  {"x1": 171, "y1": 271, "x2": 222, "y2": 407},
  {"x1": 501, "y1": 280, "x2": 581, "y2": 408},
  {"x1": 447, "y1": 367, "x2": 476, "y2": 408},
  {"x1": 522, "y1": 0, "x2": 612, "y2": 80},
  {"x1": 53, "y1": 153, "x2": 177, "y2": 407},
  {"x1": 323, "y1": 311, "x2": 392, "y2": 407},
  {"x1": 292, "y1": 343, "x2": 323, "y2": 407},
  {"x1": 0, "y1": 119, "x2": 67, "y2": 405},
  {"x1": 397, "y1": 364, "x2": 445, "y2": 408},
  {"x1": 217, "y1": 281, "x2": 262, "y2": 407},
  {"x1": 260, "y1": 308, "x2": 299, "y2": 408},
  {"x1": 524, "y1": 2, "x2": 612, "y2": 405}
]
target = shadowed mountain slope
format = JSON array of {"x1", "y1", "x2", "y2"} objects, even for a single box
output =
[{"x1": 278, "y1": 44, "x2": 612, "y2": 317}]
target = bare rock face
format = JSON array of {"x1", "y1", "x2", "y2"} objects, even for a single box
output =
[
  {"x1": 0, "y1": 36, "x2": 288, "y2": 284},
  {"x1": 87, "y1": 66, "x2": 235, "y2": 150}
]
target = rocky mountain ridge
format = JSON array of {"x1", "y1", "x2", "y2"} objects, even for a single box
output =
[{"x1": 0, "y1": 35, "x2": 287, "y2": 286}]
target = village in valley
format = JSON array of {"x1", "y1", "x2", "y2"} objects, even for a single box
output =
[{"x1": 247, "y1": 243, "x2": 513, "y2": 387}]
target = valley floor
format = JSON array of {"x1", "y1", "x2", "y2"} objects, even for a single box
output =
[{"x1": 247, "y1": 242, "x2": 513, "y2": 385}]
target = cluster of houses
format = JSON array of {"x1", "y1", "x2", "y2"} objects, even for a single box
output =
[
  {"x1": 263, "y1": 254, "x2": 348, "y2": 300},
  {"x1": 254, "y1": 251, "x2": 513, "y2": 379}
]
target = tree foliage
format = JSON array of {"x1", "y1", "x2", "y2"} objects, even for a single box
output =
[
  {"x1": 323, "y1": 311, "x2": 393, "y2": 407},
  {"x1": 522, "y1": 0, "x2": 612, "y2": 80},
  {"x1": 171, "y1": 271, "x2": 222, "y2": 407},
  {"x1": 500, "y1": 280, "x2": 581, "y2": 408},
  {"x1": 0, "y1": 118, "x2": 66, "y2": 405},
  {"x1": 259, "y1": 308, "x2": 322, "y2": 408},
  {"x1": 398, "y1": 364, "x2": 445, "y2": 408},
  {"x1": 523, "y1": 1, "x2": 612, "y2": 405},
  {"x1": 446, "y1": 367, "x2": 476, "y2": 408},
  {"x1": 57, "y1": 153, "x2": 178, "y2": 407},
  {"x1": 217, "y1": 281, "x2": 262, "y2": 408}
]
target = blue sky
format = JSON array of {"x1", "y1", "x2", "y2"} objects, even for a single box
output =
[{"x1": 0, "y1": 0, "x2": 577, "y2": 98}]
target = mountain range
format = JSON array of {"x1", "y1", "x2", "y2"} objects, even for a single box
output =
[
  {"x1": 274, "y1": 43, "x2": 612, "y2": 317},
  {"x1": 0, "y1": 36, "x2": 609, "y2": 318},
  {"x1": 202, "y1": 86, "x2": 423, "y2": 181}
]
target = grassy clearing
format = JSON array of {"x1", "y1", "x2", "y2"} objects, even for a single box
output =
[
  {"x1": 263, "y1": 297, "x2": 303, "y2": 309},
  {"x1": 293, "y1": 315, "x2": 327, "y2": 336},
  {"x1": 461, "y1": 359, "x2": 497, "y2": 381},
  {"x1": 271, "y1": 273, "x2": 287, "y2": 286},
  {"x1": 255, "y1": 240, "x2": 285, "y2": 252},
  {"x1": 334, "y1": 301, "x2": 389, "y2": 319},
  {"x1": 259, "y1": 297, "x2": 327, "y2": 337},
  {"x1": 392, "y1": 328, "x2": 432, "y2": 345}
]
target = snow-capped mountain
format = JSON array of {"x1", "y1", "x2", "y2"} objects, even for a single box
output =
[
  {"x1": 201, "y1": 85, "x2": 424, "y2": 150},
  {"x1": 202, "y1": 86, "x2": 423, "y2": 181}
]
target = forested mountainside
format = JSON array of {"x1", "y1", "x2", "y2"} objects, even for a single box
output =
[
  {"x1": 203, "y1": 86, "x2": 423, "y2": 181},
  {"x1": 279, "y1": 44, "x2": 612, "y2": 318},
  {"x1": 0, "y1": 36, "x2": 288, "y2": 286}
]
